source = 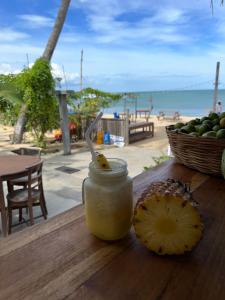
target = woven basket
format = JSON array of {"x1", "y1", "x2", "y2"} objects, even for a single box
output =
[{"x1": 166, "y1": 125, "x2": 225, "y2": 176}]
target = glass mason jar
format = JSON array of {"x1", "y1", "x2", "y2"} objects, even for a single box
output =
[{"x1": 83, "y1": 158, "x2": 133, "y2": 241}]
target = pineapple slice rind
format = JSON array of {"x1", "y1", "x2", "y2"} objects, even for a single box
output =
[{"x1": 134, "y1": 185, "x2": 203, "y2": 255}]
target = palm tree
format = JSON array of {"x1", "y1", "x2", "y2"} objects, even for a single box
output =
[
  {"x1": 211, "y1": 0, "x2": 224, "y2": 12},
  {"x1": 42, "y1": 0, "x2": 71, "y2": 61},
  {"x1": 13, "y1": 0, "x2": 71, "y2": 143}
]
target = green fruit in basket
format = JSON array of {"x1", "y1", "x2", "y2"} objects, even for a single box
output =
[
  {"x1": 216, "y1": 129, "x2": 225, "y2": 139},
  {"x1": 212, "y1": 125, "x2": 221, "y2": 132},
  {"x1": 195, "y1": 118, "x2": 201, "y2": 125},
  {"x1": 212, "y1": 118, "x2": 219, "y2": 126},
  {"x1": 189, "y1": 132, "x2": 199, "y2": 137},
  {"x1": 195, "y1": 125, "x2": 201, "y2": 132},
  {"x1": 187, "y1": 124, "x2": 196, "y2": 132},
  {"x1": 180, "y1": 126, "x2": 189, "y2": 133},
  {"x1": 202, "y1": 131, "x2": 217, "y2": 138},
  {"x1": 188, "y1": 119, "x2": 197, "y2": 126},
  {"x1": 198, "y1": 125, "x2": 210, "y2": 135},
  {"x1": 208, "y1": 112, "x2": 219, "y2": 120},
  {"x1": 200, "y1": 116, "x2": 209, "y2": 123},
  {"x1": 202, "y1": 119, "x2": 213, "y2": 128},
  {"x1": 174, "y1": 122, "x2": 184, "y2": 129},
  {"x1": 180, "y1": 125, "x2": 195, "y2": 133},
  {"x1": 219, "y1": 112, "x2": 225, "y2": 119},
  {"x1": 219, "y1": 117, "x2": 225, "y2": 128}
]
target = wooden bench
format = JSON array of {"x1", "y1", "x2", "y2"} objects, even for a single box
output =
[
  {"x1": 129, "y1": 121, "x2": 154, "y2": 143},
  {"x1": 157, "y1": 111, "x2": 180, "y2": 121},
  {"x1": 98, "y1": 119, "x2": 154, "y2": 145}
]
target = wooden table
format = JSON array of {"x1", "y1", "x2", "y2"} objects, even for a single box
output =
[
  {"x1": 1, "y1": 160, "x2": 225, "y2": 300},
  {"x1": 0, "y1": 155, "x2": 41, "y2": 237},
  {"x1": 135, "y1": 109, "x2": 151, "y2": 119},
  {"x1": 129, "y1": 121, "x2": 154, "y2": 143}
]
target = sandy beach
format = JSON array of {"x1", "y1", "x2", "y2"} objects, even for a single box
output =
[{"x1": 0, "y1": 114, "x2": 193, "y2": 154}]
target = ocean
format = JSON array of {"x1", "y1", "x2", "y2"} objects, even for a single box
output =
[{"x1": 103, "y1": 89, "x2": 225, "y2": 117}]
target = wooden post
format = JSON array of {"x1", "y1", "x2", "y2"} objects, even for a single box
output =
[
  {"x1": 213, "y1": 62, "x2": 220, "y2": 112},
  {"x1": 57, "y1": 91, "x2": 71, "y2": 155},
  {"x1": 134, "y1": 97, "x2": 137, "y2": 123},
  {"x1": 62, "y1": 65, "x2": 68, "y2": 90},
  {"x1": 124, "y1": 109, "x2": 129, "y2": 146},
  {"x1": 80, "y1": 49, "x2": 83, "y2": 91}
]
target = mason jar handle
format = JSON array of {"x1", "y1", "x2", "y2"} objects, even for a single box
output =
[{"x1": 82, "y1": 177, "x2": 88, "y2": 204}]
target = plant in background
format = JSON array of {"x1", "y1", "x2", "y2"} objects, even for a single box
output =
[
  {"x1": 21, "y1": 58, "x2": 58, "y2": 147},
  {"x1": 0, "y1": 74, "x2": 22, "y2": 125},
  {"x1": 68, "y1": 87, "x2": 122, "y2": 117},
  {"x1": 144, "y1": 155, "x2": 171, "y2": 171}
]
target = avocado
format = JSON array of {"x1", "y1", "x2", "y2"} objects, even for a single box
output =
[
  {"x1": 195, "y1": 125, "x2": 201, "y2": 132},
  {"x1": 208, "y1": 112, "x2": 219, "y2": 120},
  {"x1": 212, "y1": 118, "x2": 219, "y2": 126},
  {"x1": 187, "y1": 124, "x2": 196, "y2": 133},
  {"x1": 180, "y1": 126, "x2": 190, "y2": 133},
  {"x1": 198, "y1": 125, "x2": 210, "y2": 135},
  {"x1": 202, "y1": 119, "x2": 213, "y2": 128},
  {"x1": 202, "y1": 131, "x2": 217, "y2": 138},
  {"x1": 219, "y1": 112, "x2": 225, "y2": 119},
  {"x1": 174, "y1": 122, "x2": 184, "y2": 129},
  {"x1": 189, "y1": 132, "x2": 199, "y2": 137},
  {"x1": 216, "y1": 129, "x2": 225, "y2": 138},
  {"x1": 180, "y1": 125, "x2": 195, "y2": 133},
  {"x1": 195, "y1": 118, "x2": 201, "y2": 124},
  {"x1": 220, "y1": 117, "x2": 225, "y2": 128},
  {"x1": 200, "y1": 116, "x2": 209, "y2": 123},
  {"x1": 212, "y1": 125, "x2": 221, "y2": 132},
  {"x1": 188, "y1": 119, "x2": 200, "y2": 126}
]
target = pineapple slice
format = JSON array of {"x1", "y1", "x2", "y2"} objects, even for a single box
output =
[
  {"x1": 96, "y1": 153, "x2": 111, "y2": 170},
  {"x1": 133, "y1": 180, "x2": 203, "y2": 255}
]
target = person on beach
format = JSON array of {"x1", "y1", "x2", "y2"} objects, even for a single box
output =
[{"x1": 216, "y1": 101, "x2": 222, "y2": 114}]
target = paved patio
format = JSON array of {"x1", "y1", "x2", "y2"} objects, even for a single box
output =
[{"x1": 0, "y1": 144, "x2": 166, "y2": 236}]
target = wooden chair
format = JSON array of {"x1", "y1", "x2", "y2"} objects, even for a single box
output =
[
  {"x1": 0, "y1": 183, "x2": 8, "y2": 237},
  {"x1": 6, "y1": 161, "x2": 47, "y2": 234},
  {"x1": 7, "y1": 165, "x2": 48, "y2": 219}
]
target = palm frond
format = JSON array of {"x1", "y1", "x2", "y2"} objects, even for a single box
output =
[{"x1": 0, "y1": 83, "x2": 22, "y2": 105}]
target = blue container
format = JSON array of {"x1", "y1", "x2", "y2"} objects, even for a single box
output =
[
  {"x1": 104, "y1": 132, "x2": 111, "y2": 145},
  {"x1": 113, "y1": 112, "x2": 120, "y2": 119}
]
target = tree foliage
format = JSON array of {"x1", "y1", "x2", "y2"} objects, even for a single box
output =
[
  {"x1": 69, "y1": 87, "x2": 122, "y2": 116},
  {"x1": 21, "y1": 58, "x2": 58, "y2": 146},
  {"x1": 0, "y1": 74, "x2": 23, "y2": 125},
  {"x1": 0, "y1": 59, "x2": 59, "y2": 147}
]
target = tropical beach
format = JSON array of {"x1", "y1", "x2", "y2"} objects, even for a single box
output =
[
  {"x1": 0, "y1": 113, "x2": 193, "y2": 154},
  {"x1": 1, "y1": 0, "x2": 225, "y2": 299}
]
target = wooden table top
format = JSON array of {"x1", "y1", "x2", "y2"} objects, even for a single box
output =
[
  {"x1": 0, "y1": 160, "x2": 225, "y2": 300},
  {"x1": 0, "y1": 155, "x2": 41, "y2": 179}
]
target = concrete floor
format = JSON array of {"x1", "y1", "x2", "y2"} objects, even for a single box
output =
[{"x1": 0, "y1": 143, "x2": 166, "y2": 236}]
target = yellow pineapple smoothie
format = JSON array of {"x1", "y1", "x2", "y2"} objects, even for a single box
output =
[{"x1": 84, "y1": 158, "x2": 133, "y2": 241}]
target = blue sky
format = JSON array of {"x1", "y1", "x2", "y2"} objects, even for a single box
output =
[{"x1": 0, "y1": 0, "x2": 225, "y2": 92}]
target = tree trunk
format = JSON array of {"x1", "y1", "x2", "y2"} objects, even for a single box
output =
[
  {"x1": 13, "y1": 0, "x2": 71, "y2": 143},
  {"x1": 42, "y1": 0, "x2": 71, "y2": 61},
  {"x1": 12, "y1": 103, "x2": 27, "y2": 144}
]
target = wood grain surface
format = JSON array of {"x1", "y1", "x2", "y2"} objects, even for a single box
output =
[
  {"x1": 0, "y1": 155, "x2": 41, "y2": 178},
  {"x1": 0, "y1": 160, "x2": 225, "y2": 300}
]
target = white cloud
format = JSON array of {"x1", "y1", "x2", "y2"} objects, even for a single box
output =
[
  {"x1": 72, "y1": 1, "x2": 191, "y2": 45},
  {"x1": 18, "y1": 14, "x2": 54, "y2": 28},
  {"x1": 0, "y1": 28, "x2": 29, "y2": 42},
  {"x1": 0, "y1": 43, "x2": 42, "y2": 56},
  {"x1": 51, "y1": 63, "x2": 79, "y2": 85},
  {"x1": 0, "y1": 63, "x2": 21, "y2": 75},
  {"x1": 152, "y1": 8, "x2": 186, "y2": 23}
]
